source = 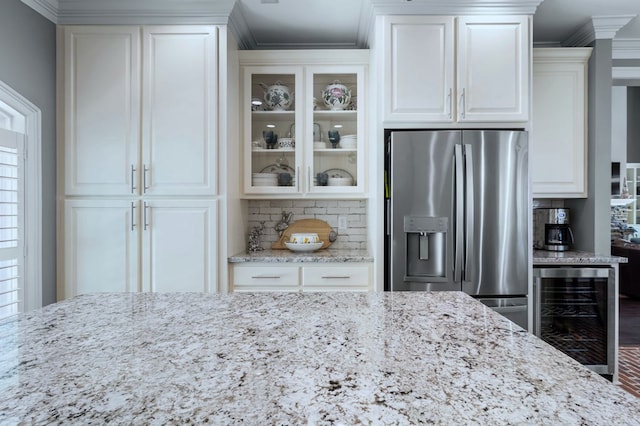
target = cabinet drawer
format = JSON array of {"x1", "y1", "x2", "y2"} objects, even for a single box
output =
[
  {"x1": 302, "y1": 265, "x2": 370, "y2": 291},
  {"x1": 232, "y1": 265, "x2": 299, "y2": 291}
]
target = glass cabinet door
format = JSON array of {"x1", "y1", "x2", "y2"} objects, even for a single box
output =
[
  {"x1": 244, "y1": 68, "x2": 302, "y2": 194},
  {"x1": 307, "y1": 68, "x2": 363, "y2": 194}
]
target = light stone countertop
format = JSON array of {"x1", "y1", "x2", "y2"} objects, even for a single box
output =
[
  {"x1": 533, "y1": 249, "x2": 628, "y2": 265},
  {"x1": 228, "y1": 248, "x2": 373, "y2": 263},
  {"x1": 1, "y1": 292, "x2": 639, "y2": 424}
]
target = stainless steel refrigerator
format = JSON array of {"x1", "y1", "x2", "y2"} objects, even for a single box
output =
[{"x1": 385, "y1": 130, "x2": 529, "y2": 328}]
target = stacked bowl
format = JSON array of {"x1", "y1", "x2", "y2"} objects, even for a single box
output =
[
  {"x1": 252, "y1": 172, "x2": 278, "y2": 186},
  {"x1": 340, "y1": 134, "x2": 357, "y2": 149}
]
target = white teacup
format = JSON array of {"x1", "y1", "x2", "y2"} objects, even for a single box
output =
[{"x1": 290, "y1": 233, "x2": 319, "y2": 244}]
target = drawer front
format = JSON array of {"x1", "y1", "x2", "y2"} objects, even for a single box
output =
[
  {"x1": 232, "y1": 265, "x2": 300, "y2": 291},
  {"x1": 302, "y1": 264, "x2": 371, "y2": 291}
]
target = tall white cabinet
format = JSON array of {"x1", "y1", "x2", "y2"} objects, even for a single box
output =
[
  {"x1": 59, "y1": 25, "x2": 219, "y2": 299},
  {"x1": 382, "y1": 15, "x2": 529, "y2": 124},
  {"x1": 531, "y1": 48, "x2": 591, "y2": 198}
]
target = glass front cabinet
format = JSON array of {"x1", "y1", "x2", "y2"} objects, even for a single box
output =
[{"x1": 241, "y1": 58, "x2": 366, "y2": 196}]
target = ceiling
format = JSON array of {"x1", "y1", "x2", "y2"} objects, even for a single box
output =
[
  {"x1": 231, "y1": 0, "x2": 640, "y2": 49},
  {"x1": 21, "y1": 0, "x2": 640, "y2": 50}
]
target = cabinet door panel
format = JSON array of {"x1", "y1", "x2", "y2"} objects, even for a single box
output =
[
  {"x1": 384, "y1": 16, "x2": 454, "y2": 122},
  {"x1": 457, "y1": 16, "x2": 529, "y2": 122},
  {"x1": 64, "y1": 27, "x2": 140, "y2": 195},
  {"x1": 63, "y1": 200, "x2": 139, "y2": 297},
  {"x1": 142, "y1": 26, "x2": 217, "y2": 196},
  {"x1": 142, "y1": 200, "x2": 217, "y2": 292},
  {"x1": 532, "y1": 49, "x2": 589, "y2": 197}
]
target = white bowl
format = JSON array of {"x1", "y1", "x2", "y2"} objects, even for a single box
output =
[
  {"x1": 289, "y1": 232, "x2": 319, "y2": 244},
  {"x1": 328, "y1": 177, "x2": 353, "y2": 186},
  {"x1": 340, "y1": 140, "x2": 357, "y2": 149},
  {"x1": 284, "y1": 241, "x2": 323, "y2": 252}
]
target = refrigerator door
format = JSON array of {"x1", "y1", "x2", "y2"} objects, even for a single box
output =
[
  {"x1": 461, "y1": 130, "x2": 528, "y2": 297},
  {"x1": 389, "y1": 130, "x2": 461, "y2": 291}
]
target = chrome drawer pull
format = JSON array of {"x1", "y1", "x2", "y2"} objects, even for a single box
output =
[
  {"x1": 321, "y1": 276, "x2": 351, "y2": 279},
  {"x1": 251, "y1": 275, "x2": 281, "y2": 279}
]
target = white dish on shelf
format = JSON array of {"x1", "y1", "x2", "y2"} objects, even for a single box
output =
[{"x1": 284, "y1": 241, "x2": 324, "y2": 252}]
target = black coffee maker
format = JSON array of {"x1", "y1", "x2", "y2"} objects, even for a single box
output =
[{"x1": 534, "y1": 208, "x2": 575, "y2": 251}]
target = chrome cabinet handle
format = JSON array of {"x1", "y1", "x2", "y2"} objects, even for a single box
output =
[
  {"x1": 308, "y1": 166, "x2": 311, "y2": 190},
  {"x1": 143, "y1": 164, "x2": 149, "y2": 193},
  {"x1": 447, "y1": 87, "x2": 453, "y2": 119},
  {"x1": 131, "y1": 202, "x2": 136, "y2": 231},
  {"x1": 459, "y1": 88, "x2": 466, "y2": 119},
  {"x1": 130, "y1": 165, "x2": 137, "y2": 194},
  {"x1": 251, "y1": 275, "x2": 281, "y2": 279},
  {"x1": 296, "y1": 167, "x2": 300, "y2": 192},
  {"x1": 321, "y1": 276, "x2": 351, "y2": 279},
  {"x1": 143, "y1": 201, "x2": 149, "y2": 230}
]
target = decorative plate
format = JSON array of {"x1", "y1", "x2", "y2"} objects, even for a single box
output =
[
  {"x1": 260, "y1": 164, "x2": 295, "y2": 175},
  {"x1": 284, "y1": 242, "x2": 324, "y2": 252},
  {"x1": 321, "y1": 168, "x2": 354, "y2": 180}
]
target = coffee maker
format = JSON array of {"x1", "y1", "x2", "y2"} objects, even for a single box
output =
[{"x1": 533, "y1": 208, "x2": 575, "y2": 251}]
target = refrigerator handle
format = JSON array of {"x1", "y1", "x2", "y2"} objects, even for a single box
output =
[
  {"x1": 464, "y1": 144, "x2": 475, "y2": 281},
  {"x1": 454, "y1": 145, "x2": 464, "y2": 283}
]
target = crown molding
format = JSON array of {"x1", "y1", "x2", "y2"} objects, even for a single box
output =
[
  {"x1": 612, "y1": 67, "x2": 640, "y2": 80},
  {"x1": 563, "y1": 15, "x2": 636, "y2": 47},
  {"x1": 369, "y1": 0, "x2": 543, "y2": 16},
  {"x1": 613, "y1": 39, "x2": 640, "y2": 60},
  {"x1": 533, "y1": 47, "x2": 592, "y2": 63},
  {"x1": 20, "y1": 0, "x2": 58, "y2": 23},
  {"x1": 22, "y1": 0, "x2": 236, "y2": 25}
]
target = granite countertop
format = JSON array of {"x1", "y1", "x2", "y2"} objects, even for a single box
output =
[
  {"x1": 533, "y1": 249, "x2": 628, "y2": 265},
  {"x1": 228, "y1": 248, "x2": 373, "y2": 263},
  {"x1": 2, "y1": 292, "x2": 639, "y2": 424}
]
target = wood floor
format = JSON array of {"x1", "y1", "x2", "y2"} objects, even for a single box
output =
[
  {"x1": 618, "y1": 296, "x2": 640, "y2": 398},
  {"x1": 619, "y1": 346, "x2": 640, "y2": 398}
]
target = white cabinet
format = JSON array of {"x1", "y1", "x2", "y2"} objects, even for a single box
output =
[
  {"x1": 240, "y1": 51, "x2": 367, "y2": 197},
  {"x1": 59, "y1": 25, "x2": 220, "y2": 299},
  {"x1": 62, "y1": 26, "x2": 140, "y2": 196},
  {"x1": 62, "y1": 25, "x2": 217, "y2": 197},
  {"x1": 230, "y1": 263, "x2": 371, "y2": 292},
  {"x1": 532, "y1": 48, "x2": 591, "y2": 198},
  {"x1": 63, "y1": 199, "x2": 217, "y2": 297},
  {"x1": 141, "y1": 200, "x2": 217, "y2": 292},
  {"x1": 383, "y1": 15, "x2": 529, "y2": 123},
  {"x1": 141, "y1": 27, "x2": 217, "y2": 196},
  {"x1": 63, "y1": 200, "x2": 139, "y2": 296}
]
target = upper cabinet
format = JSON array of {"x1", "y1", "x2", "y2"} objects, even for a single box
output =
[
  {"x1": 62, "y1": 25, "x2": 217, "y2": 196},
  {"x1": 531, "y1": 48, "x2": 591, "y2": 198},
  {"x1": 382, "y1": 15, "x2": 529, "y2": 124},
  {"x1": 240, "y1": 51, "x2": 367, "y2": 197}
]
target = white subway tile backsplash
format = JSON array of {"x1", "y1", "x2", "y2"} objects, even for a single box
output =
[{"x1": 247, "y1": 199, "x2": 367, "y2": 251}]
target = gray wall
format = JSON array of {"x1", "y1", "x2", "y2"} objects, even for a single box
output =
[
  {"x1": 567, "y1": 39, "x2": 613, "y2": 255},
  {"x1": 628, "y1": 87, "x2": 640, "y2": 163},
  {"x1": 0, "y1": 0, "x2": 56, "y2": 306}
]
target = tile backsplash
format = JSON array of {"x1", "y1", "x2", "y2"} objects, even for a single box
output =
[{"x1": 247, "y1": 200, "x2": 367, "y2": 251}]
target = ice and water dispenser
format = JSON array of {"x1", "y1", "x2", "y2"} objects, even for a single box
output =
[{"x1": 404, "y1": 216, "x2": 448, "y2": 281}]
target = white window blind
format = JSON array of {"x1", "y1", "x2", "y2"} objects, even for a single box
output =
[{"x1": 0, "y1": 128, "x2": 23, "y2": 322}]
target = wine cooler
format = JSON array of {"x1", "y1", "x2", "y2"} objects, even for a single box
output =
[{"x1": 533, "y1": 267, "x2": 616, "y2": 376}]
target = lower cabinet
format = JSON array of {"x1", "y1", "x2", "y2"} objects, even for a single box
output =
[
  {"x1": 62, "y1": 199, "x2": 217, "y2": 298},
  {"x1": 230, "y1": 263, "x2": 371, "y2": 292}
]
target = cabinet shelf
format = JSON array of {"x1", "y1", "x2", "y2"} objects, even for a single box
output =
[{"x1": 314, "y1": 148, "x2": 357, "y2": 153}]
